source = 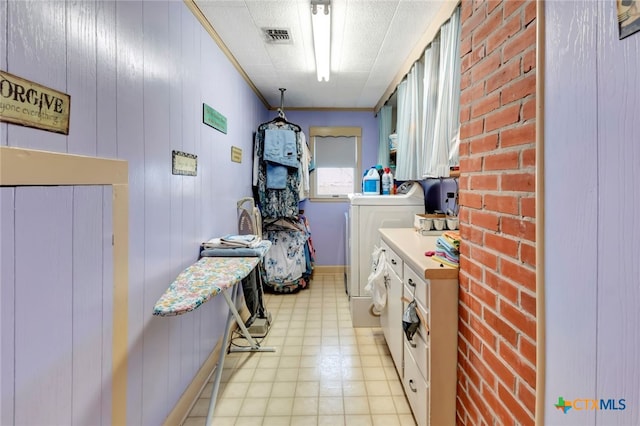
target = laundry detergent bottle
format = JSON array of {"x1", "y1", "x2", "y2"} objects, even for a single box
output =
[
  {"x1": 362, "y1": 167, "x2": 380, "y2": 195},
  {"x1": 382, "y1": 167, "x2": 393, "y2": 195}
]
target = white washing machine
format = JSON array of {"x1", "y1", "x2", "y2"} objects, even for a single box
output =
[{"x1": 347, "y1": 181, "x2": 425, "y2": 327}]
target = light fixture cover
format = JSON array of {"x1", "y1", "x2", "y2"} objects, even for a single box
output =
[{"x1": 311, "y1": 1, "x2": 331, "y2": 82}]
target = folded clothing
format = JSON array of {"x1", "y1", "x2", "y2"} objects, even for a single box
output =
[
  {"x1": 264, "y1": 129, "x2": 298, "y2": 168},
  {"x1": 200, "y1": 240, "x2": 272, "y2": 258},
  {"x1": 266, "y1": 162, "x2": 288, "y2": 189},
  {"x1": 202, "y1": 234, "x2": 262, "y2": 249}
]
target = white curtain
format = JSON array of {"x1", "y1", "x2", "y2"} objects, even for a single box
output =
[
  {"x1": 377, "y1": 105, "x2": 392, "y2": 168},
  {"x1": 419, "y1": 39, "x2": 440, "y2": 178},
  {"x1": 394, "y1": 60, "x2": 424, "y2": 180},
  {"x1": 427, "y1": 7, "x2": 461, "y2": 177}
]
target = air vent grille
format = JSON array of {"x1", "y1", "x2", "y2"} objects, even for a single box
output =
[{"x1": 263, "y1": 28, "x2": 292, "y2": 44}]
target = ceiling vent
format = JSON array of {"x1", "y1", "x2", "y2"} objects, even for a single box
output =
[{"x1": 262, "y1": 28, "x2": 292, "y2": 44}]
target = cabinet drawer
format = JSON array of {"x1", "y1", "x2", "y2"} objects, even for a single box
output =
[
  {"x1": 403, "y1": 343, "x2": 429, "y2": 426},
  {"x1": 403, "y1": 320, "x2": 429, "y2": 381},
  {"x1": 381, "y1": 240, "x2": 403, "y2": 278},
  {"x1": 404, "y1": 285, "x2": 430, "y2": 345},
  {"x1": 404, "y1": 263, "x2": 429, "y2": 308}
]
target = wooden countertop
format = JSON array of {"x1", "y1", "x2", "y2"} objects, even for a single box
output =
[{"x1": 379, "y1": 228, "x2": 459, "y2": 280}]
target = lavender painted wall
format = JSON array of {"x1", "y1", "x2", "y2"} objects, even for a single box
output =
[
  {"x1": 283, "y1": 110, "x2": 379, "y2": 267},
  {"x1": 0, "y1": 1, "x2": 267, "y2": 424},
  {"x1": 545, "y1": 1, "x2": 640, "y2": 424}
]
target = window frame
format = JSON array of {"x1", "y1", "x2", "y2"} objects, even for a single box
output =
[{"x1": 309, "y1": 126, "x2": 362, "y2": 202}]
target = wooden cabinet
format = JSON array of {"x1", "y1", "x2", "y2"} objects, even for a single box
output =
[{"x1": 379, "y1": 228, "x2": 458, "y2": 426}]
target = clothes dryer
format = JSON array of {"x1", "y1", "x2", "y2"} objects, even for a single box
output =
[{"x1": 347, "y1": 181, "x2": 425, "y2": 327}]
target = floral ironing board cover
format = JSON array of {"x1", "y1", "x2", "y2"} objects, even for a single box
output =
[{"x1": 153, "y1": 257, "x2": 260, "y2": 316}]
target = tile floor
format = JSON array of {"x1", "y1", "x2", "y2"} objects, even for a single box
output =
[{"x1": 183, "y1": 272, "x2": 417, "y2": 426}]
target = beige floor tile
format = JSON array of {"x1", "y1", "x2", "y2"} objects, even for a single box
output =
[
  {"x1": 188, "y1": 398, "x2": 211, "y2": 417},
  {"x1": 275, "y1": 367, "x2": 300, "y2": 382},
  {"x1": 344, "y1": 414, "x2": 373, "y2": 426},
  {"x1": 262, "y1": 415, "x2": 292, "y2": 426},
  {"x1": 265, "y1": 397, "x2": 294, "y2": 416},
  {"x1": 318, "y1": 414, "x2": 346, "y2": 426},
  {"x1": 319, "y1": 380, "x2": 342, "y2": 397},
  {"x1": 271, "y1": 381, "x2": 297, "y2": 397},
  {"x1": 212, "y1": 397, "x2": 243, "y2": 417},
  {"x1": 246, "y1": 381, "x2": 273, "y2": 398},
  {"x1": 295, "y1": 381, "x2": 320, "y2": 397},
  {"x1": 253, "y1": 367, "x2": 278, "y2": 382},
  {"x1": 393, "y1": 395, "x2": 413, "y2": 414},
  {"x1": 398, "y1": 413, "x2": 418, "y2": 425},
  {"x1": 344, "y1": 396, "x2": 370, "y2": 415},
  {"x1": 238, "y1": 396, "x2": 268, "y2": 417},
  {"x1": 292, "y1": 396, "x2": 319, "y2": 415},
  {"x1": 290, "y1": 415, "x2": 319, "y2": 426},
  {"x1": 368, "y1": 395, "x2": 397, "y2": 415},
  {"x1": 220, "y1": 381, "x2": 250, "y2": 398},
  {"x1": 365, "y1": 380, "x2": 391, "y2": 396},
  {"x1": 235, "y1": 416, "x2": 264, "y2": 425},
  {"x1": 342, "y1": 381, "x2": 367, "y2": 397},
  {"x1": 362, "y1": 367, "x2": 388, "y2": 381},
  {"x1": 318, "y1": 396, "x2": 344, "y2": 415}
]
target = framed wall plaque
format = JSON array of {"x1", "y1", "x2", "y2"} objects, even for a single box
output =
[{"x1": 172, "y1": 151, "x2": 197, "y2": 176}]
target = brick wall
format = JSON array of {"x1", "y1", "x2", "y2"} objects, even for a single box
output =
[{"x1": 457, "y1": 0, "x2": 536, "y2": 424}]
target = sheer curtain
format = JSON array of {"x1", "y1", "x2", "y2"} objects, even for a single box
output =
[
  {"x1": 428, "y1": 7, "x2": 461, "y2": 177},
  {"x1": 394, "y1": 60, "x2": 424, "y2": 180},
  {"x1": 377, "y1": 105, "x2": 392, "y2": 168},
  {"x1": 419, "y1": 39, "x2": 440, "y2": 178}
]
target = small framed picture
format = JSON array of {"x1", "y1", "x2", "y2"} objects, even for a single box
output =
[{"x1": 617, "y1": 0, "x2": 640, "y2": 39}]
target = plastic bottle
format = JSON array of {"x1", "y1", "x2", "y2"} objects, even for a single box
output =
[
  {"x1": 376, "y1": 165, "x2": 384, "y2": 194},
  {"x1": 382, "y1": 168, "x2": 393, "y2": 195},
  {"x1": 362, "y1": 168, "x2": 380, "y2": 195}
]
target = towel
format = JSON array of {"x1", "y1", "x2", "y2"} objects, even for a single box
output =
[
  {"x1": 264, "y1": 129, "x2": 298, "y2": 168},
  {"x1": 266, "y1": 162, "x2": 288, "y2": 189},
  {"x1": 202, "y1": 234, "x2": 262, "y2": 249}
]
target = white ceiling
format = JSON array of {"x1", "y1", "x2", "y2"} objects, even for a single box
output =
[{"x1": 193, "y1": 0, "x2": 450, "y2": 110}]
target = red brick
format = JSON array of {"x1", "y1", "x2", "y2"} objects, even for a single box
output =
[
  {"x1": 459, "y1": 318, "x2": 483, "y2": 354},
  {"x1": 502, "y1": 172, "x2": 535, "y2": 192},
  {"x1": 485, "y1": 232, "x2": 519, "y2": 258},
  {"x1": 461, "y1": 223, "x2": 483, "y2": 245},
  {"x1": 460, "y1": 288, "x2": 483, "y2": 317},
  {"x1": 498, "y1": 341, "x2": 536, "y2": 388},
  {"x1": 498, "y1": 382, "x2": 535, "y2": 424},
  {"x1": 470, "y1": 133, "x2": 499, "y2": 154},
  {"x1": 502, "y1": 74, "x2": 536, "y2": 105},
  {"x1": 501, "y1": 122, "x2": 535, "y2": 147},
  {"x1": 523, "y1": 47, "x2": 536, "y2": 73},
  {"x1": 464, "y1": 44, "x2": 487, "y2": 74},
  {"x1": 469, "y1": 346, "x2": 498, "y2": 385},
  {"x1": 461, "y1": 33, "x2": 472, "y2": 57},
  {"x1": 484, "y1": 307, "x2": 518, "y2": 346},
  {"x1": 460, "y1": 191, "x2": 483, "y2": 209},
  {"x1": 460, "y1": 69, "x2": 472, "y2": 91},
  {"x1": 504, "y1": 24, "x2": 537, "y2": 62},
  {"x1": 471, "y1": 51, "x2": 502, "y2": 84},
  {"x1": 484, "y1": 150, "x2": 520, "y2": 171},
  {"x1": 470, "y1": 174, "x2": 499, "y2": 191},
  {"x1": 485, "y1": 104, "x2": 521, "y2": 132},
  {"x1": 460, "y1": 118, "x2": 485, "y2": 139},
  {"x1": 486, "y1": 270, "x2": 519, "y2": 304},
  {"x1": 501, "y1": 257, "x2": 536, "y2": 293},
  {"x1": 520, "y1": 336, "x2": 536, "y2": 365},
  {"x1": 481, "y1": 382, "x2": 514, "y2": 426},
  {"x1": 518, "y1": 381, "x2": 536, "y2": 415},
  {"x1": 459, "y1": 140, "x2": 470, "y2": 157},
  {"x1": 524, "y1": 1, "x2": 537, "y2": 25},
  {"x1": 484, "y1": 193, "x2": 519, "y2": 214},
  {"x1": 460, "y1": 0, "x2": 473, "y2": 21},
  {"x1": 471, "y1": 210, "x2": 500, "y2": 231},
  {"x1": 501, "y1": 216, "x2": 536, "y2": 242},
  {"x1": 469, "y1": 380, "x2": 494, "y2": 425},
  {"x1": 520, "y1": 242, "x2": 536, "y2": 266},
  {"x1": 521, "y1": 197, "x2": 535, "y2": 218},
  {"x1": 483, "y1": 346, "x2": 517, "y2": 390},
  {"x1": 504, "y1": 0, "x2": 526, "y2": 18},
  {"x1": 460, "y1": 256, "x2": 484, "y2": 281},
  {"x1": 486, "y1": 59, "x2": 521, "y2": 94},
  {"x1": 522, "y1": 98, "x2": 536, "y2": 120},
  {"x1": 459, "y1": 205, "x2": 470, "y2": 223},
  {"x1": 460, "y1": 156, "x2": 483, "y2": 173},
  {"x1": 473, "y1": 8, "x2": 503, "y2": 47},
  {"x1": 471, "y1": 279, "x2": 498, "y2": 308},
  {"x1": 487, "y1": 14, "x2": 522, "y2": 54},
  {"x1": 500, "y1": 298, "x2": 537, "y2": 340},
  {"x1": 487, "y1": 0, "x2": 501, "y2": 14},
  {"x1": 462, "y1": 82, "x2": 486, "y2": 107},
  {"x1": 461, "y1": 2, "x2": 487, "y2": 40},
  {"x1": 522, "y1": 147, "x2": 536, "y2": 167},
  {"x1": 471, "y1": 91, "x2": 501, "y2": 118},
  {"x1": 521, "y1": 290, "x2": 536, "y2": 316},
  {"x1": 460, "y1": 105, "x2": 471, "y2": 123}
]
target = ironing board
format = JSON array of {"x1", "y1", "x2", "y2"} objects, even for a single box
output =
[{"x1": 153, "y1": 254, "x2": 275, "y2": 424}]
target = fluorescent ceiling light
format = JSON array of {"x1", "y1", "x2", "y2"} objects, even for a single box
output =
[{"x1": 311, "y1": 1, "x2": 331, "y2": 82}]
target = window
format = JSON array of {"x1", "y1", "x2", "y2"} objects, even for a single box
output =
[{"x1": 309, "y1": 126, "x2": 361, "y2": 201}]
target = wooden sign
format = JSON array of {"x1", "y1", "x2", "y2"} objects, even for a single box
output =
[
  {"x1": 202, "y1": 103, "x2": 227, "y2": 134},
  {"x1": 0, "y1": 71, "x2": 70, "y2": 135},
  {"x1": 231, "y1": 146, "x2": 242, "y2": 163},
  {"x1": 172, "y1": 150, "x2": 197, "y2": 176}
]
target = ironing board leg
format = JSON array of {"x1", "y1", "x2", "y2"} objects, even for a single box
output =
[{"x1": 205, "y1": 286, "x2": 276, "y2": 425}]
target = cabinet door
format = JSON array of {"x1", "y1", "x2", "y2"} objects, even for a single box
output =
[{"x1": 382, "y1": 266, "x2": 403, "y2": 374}]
